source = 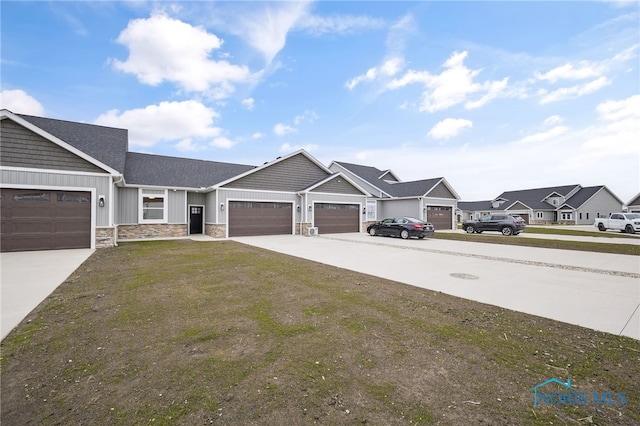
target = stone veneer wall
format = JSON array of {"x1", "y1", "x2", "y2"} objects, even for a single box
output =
[
  {"x1": 117, "y1": 224, "x2": 188, "y2": 241},
  {"x1": 96, "y1": 227, "x2": 116, "y2": 248},
  {"x1": 205, "y1": 223, "x2": 226, "y2": 238}
]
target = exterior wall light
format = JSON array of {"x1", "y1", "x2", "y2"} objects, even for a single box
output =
[
  {"x1": 362, "y1": 206, "x2": 366, "y2": 214},
  {"x1": 220, "y1": 203, "x2": 225, "y2": 211},
  {"x1": 308, "y1": 205, "x2": 312, "y2": 211},
  {"x1": 98, "y1": 195, "x2": 105, "y2": 208},
  {"x1": 296, "y1": 205, "x2": 301, "y2": 212}
]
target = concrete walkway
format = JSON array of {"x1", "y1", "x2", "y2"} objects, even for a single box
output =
[
  {"x1": 1, "y1": 249, "x2": 94, "y2": 340},
  {"x1": 232, "y1": 233, "x2": 640, "y2": 340}
]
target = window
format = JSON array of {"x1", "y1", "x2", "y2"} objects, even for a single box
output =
[
  {"x1": 579, "y1": 212, "x2": 582, "y2": 220},
  {"x1": 139, "y1": 189, "x2": 167, "y2": 223},
  {"x1": 366, "y1": 200, "x2": 376, "y2": 221},
  {"x1": 536, "y1": 212, "x2": 543, "y2": 219},
  {"x1": 561, "y1": 212, "x2": 573, "y2": 220},
  {"x1": 586, "y1": 213, "x2": 589, "y2": 220}
]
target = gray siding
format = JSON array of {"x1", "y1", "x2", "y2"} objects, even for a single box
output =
[
  {"x1": 1, "y1": 168, "x2": 111, "y2": 226},
  {"x1": 116, "y1": 187, "x2": 138, "y2": 224},
  {"x1": 427, "y1": 181, "x2": 456, "y2": 199},
  {"x1": 378, "y1": 198, "x2": 421, "y2": 220},
  {"x1": 223, "y1": 153, "x2": 328, "y2": 192},
  {"x1": 187, "y1": 192, "x2": 206, "y2": 206},
  {"x1": 577, "y1": 188, "x2": 623, "y2": 225},
  {"x1": 168, "y1": 190, "x2": 186, "y2": 223},
  {"x1": 312, "y1": 177, "x2": 363, "y2": 195},
  {"x1": 1, "y1": 119, "x2": 107, "y2": 173}
]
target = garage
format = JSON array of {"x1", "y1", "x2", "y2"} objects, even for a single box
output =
[
  {"x1": 0, "y1": 188, "x2": 92, "y2": 252},
  {"x1": 314, "y1": 203, "x2": 360, "y2": 234},
  {"x1": 518, "y1": 213, "x2": 530, "y2": 224},
  {"x1": 426, "y1": 206, "x2": 452, "y2": 230},
  {"x1": 228, "y1": 201, "x2": 293, "y2": 237}
]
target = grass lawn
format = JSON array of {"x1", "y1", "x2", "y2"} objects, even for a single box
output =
[
  {"x1": 435, "y1": 231, "x2": 640, "y2": 256},
  {"x1": 1, "y1": 240, "x2": 639, "y2": 425}
]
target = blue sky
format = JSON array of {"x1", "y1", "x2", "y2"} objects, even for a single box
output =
[{"x1": 1, "y1": 1, "x2": 638, "y2": 202}]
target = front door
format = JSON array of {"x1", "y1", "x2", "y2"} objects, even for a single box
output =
[{"x1": 189, "y1": 206, "x2": 203, "y2": 234}]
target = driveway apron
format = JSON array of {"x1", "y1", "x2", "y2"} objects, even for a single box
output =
[
  {"x1": 232, "y1": 234, "x2": 640, "y2": 340},
  {"x1": 1, "y1": 249, "x2": 94, "y2": 340}
]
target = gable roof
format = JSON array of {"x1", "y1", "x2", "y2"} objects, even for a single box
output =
[
  {"x1": 331, "y1": 161, "x2": 458, "y2": 199},
  {"x1": 628, "y1": 193, "x2": 640, "y2": 207},
  {"x1": 302, "y1": 172, "x2": 370, "y2": 196},
  {"x1": 457, "y1": 200, "x2": 494, "y2": 211},
  {"x1": 16, "y1": 112, "x2": 128, "y2": 174},
  {"x1": 215, "y1": 149, "x2": 331, "y2": 190},
  {"x1": 124, "y1": 152, "x2": 255, "y2": 189},
  {"x1": 495, "y1": 184, "x2": 581, "y2": 210}
]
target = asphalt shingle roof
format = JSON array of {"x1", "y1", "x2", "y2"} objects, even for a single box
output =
[
  {"x1": 562, "y1": 186, "x2": 603, "y2": 208},
  {"x1": 124, "y1": 152, "x2": 255, "y2": 188},
  {"x1": 457, "y1": 200, "x2": 494, "y2": 211},
  {"x1": 496, "y1": 184, "x2": 580, "y2": 210},
  {"x1": 19, "y1": 114, "x2": 129, "y2": 173},
  {"x1": 334, "y1": 161, "x2": 443, "y2": 197}
]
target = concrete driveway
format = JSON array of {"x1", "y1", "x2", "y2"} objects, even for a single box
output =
[
  {"x1": 1, "y1": 249, "x2": 94, "y2": 340},
  {"x1": 233, "y1": 233, "x2": 640, "y2": 340}
]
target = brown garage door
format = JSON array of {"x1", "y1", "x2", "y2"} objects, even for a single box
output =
[
  {"x1": 228, "y1": 201, "x2": 293, "y2": 237},
  {"x1": 0, "y1": 188, "x2": 91, "y2": 252},
  {"x1": 426, "y1": 206, "x2": 452, "y2": 230},
  {"x1": 314, "y1": 203, "x2": 359, "y2": 234},
  {"x1": 518, "y1": 213, "x2": 530, "y2": 224}
]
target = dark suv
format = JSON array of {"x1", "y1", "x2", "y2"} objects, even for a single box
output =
[{"x1": 462, "y1": 214, "x2": 526, "y2": 236}]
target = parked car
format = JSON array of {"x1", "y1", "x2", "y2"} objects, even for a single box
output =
[
  {"x1": 367, "y1": 217, "x2": 435, "y2": 239},
  {"x1": 462, "y1": 214, "x2": 526, "y2": 236},
  {"x1": 594, "y1": 213, "x2": 640, "y2": 234}
]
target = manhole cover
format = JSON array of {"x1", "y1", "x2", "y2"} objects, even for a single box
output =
[{"x1": 450, "y1": 273, "x2": 479, "y2": 280}]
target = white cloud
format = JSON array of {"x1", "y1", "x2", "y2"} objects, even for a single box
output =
[
  {"x1": 229, "y1": 2, "x2": 312, "y2": 64},
  {"x1": 512, "y1": 126, "x2": 569, "y2": 145},
  {"x1": 242, "y1": 97, "x2": 255, "y2": 110},
  {"x1": 93, "y1": 100, "x2": 222, "y2": 147},
  {"x1": 346, "y1": 95, "x2": 639, "y2": 202},
  {"x1": 111, "y1": 12, "x2": 252, "y2": 96},
  {"x1": 175, "y1": 138, "x2": 201, "y2": 152},
  {"x1": 538, "y1": 76, "x2": 610, "y2": 104},
  {"x1": 210, "y1": 136, "x2": 235, "y2": 149},
  {"x1": 280, "y1": 142, "x2": 319, "y2": 152},
  {"x1": 252, "y1": 132, "x2": 265, "y2": 139},
  {"x1": 386, "y1": 51, "x2": 509, "y2": 113},
  {"x1": 544, "y1": 115, "x2": 564, "y2": 126},
  {"x1": 596, "y1": 94, "x2": 640, "y2": 121},
  {"x1": 273, "y1": 123, "x2": 296, "y2": 136},
  {"x1": 297, "y1": 13, "x2": 385, "y2": 36},
  {"x1": 293, "y1": 110, "x2": 318, "y2": 125},
  {"x1": 345, "y1": 57, "x2": 404, "y2": 90},
  {"x1": 0, "y1": 89, "x2": 44, "y2": 115},
  {"x1": 534, "y1": 61, "x2": 605, "y2": 83},
  {"x1": 427, "y1": 118, "x2": 473, "y2": 140}
]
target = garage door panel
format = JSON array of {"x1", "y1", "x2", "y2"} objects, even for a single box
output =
[
  {"x1": 1, "y1": 189, "x2": 91, "y2": 252},
  {"x1": 426, "y1": 206, "x2": 452, "y2": 230},
  {"x1": 314, "y1": 203, "x2": 359, "y2": 234},
  {"x1": 228, "y1": 201, "x2": 292, "y2": 237}
]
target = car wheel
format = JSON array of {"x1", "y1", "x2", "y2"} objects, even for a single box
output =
[
  {"x1": 501, "y1": 226, "x2": 514, "y2": 236},
  {"x1": 369, "y1": 228, "x2": 376, "y2": 236},
  {"x1": 598, "y1": 223, "x2": 606, "y2": 231},
  {"x1": 418, "y1": 236, "x2": 425, "y2": 239},
  {"x1": 465, "y1": 225, "x2": 475, "y2": 234},
  {"x1": 400, "y1": 229, "x2": 410, "y2": 239},
  {"x1": 625, "y1": 225, "x2": 635, "y2": 234}
]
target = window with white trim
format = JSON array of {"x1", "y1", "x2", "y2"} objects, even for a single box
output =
[
  {"x1": 366, "y1": 200, "x2": 377, "y2": 221},
  {"x1": 536, "y1": 212, "x2": 543, "y2": 219},
  {"x1": 139, "y1": 189, "x2": 168, "y2": 223},
  {"x1": 560, "y1": 212, "x2": 573, "y2": 220}
]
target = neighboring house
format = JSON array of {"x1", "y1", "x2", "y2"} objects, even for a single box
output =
[
  {"x1": 458, "y1": 184, "x2": 623, "y2": 225},
  {"x1": 626, "y1": 193, "x2": 640, "y2": 213},
  {"x1": 328, "y1": 161, "x2": 460, "y2": 230},
  {"x1": 0, "y1": 110, "x2": 370, "y2": 252}
]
